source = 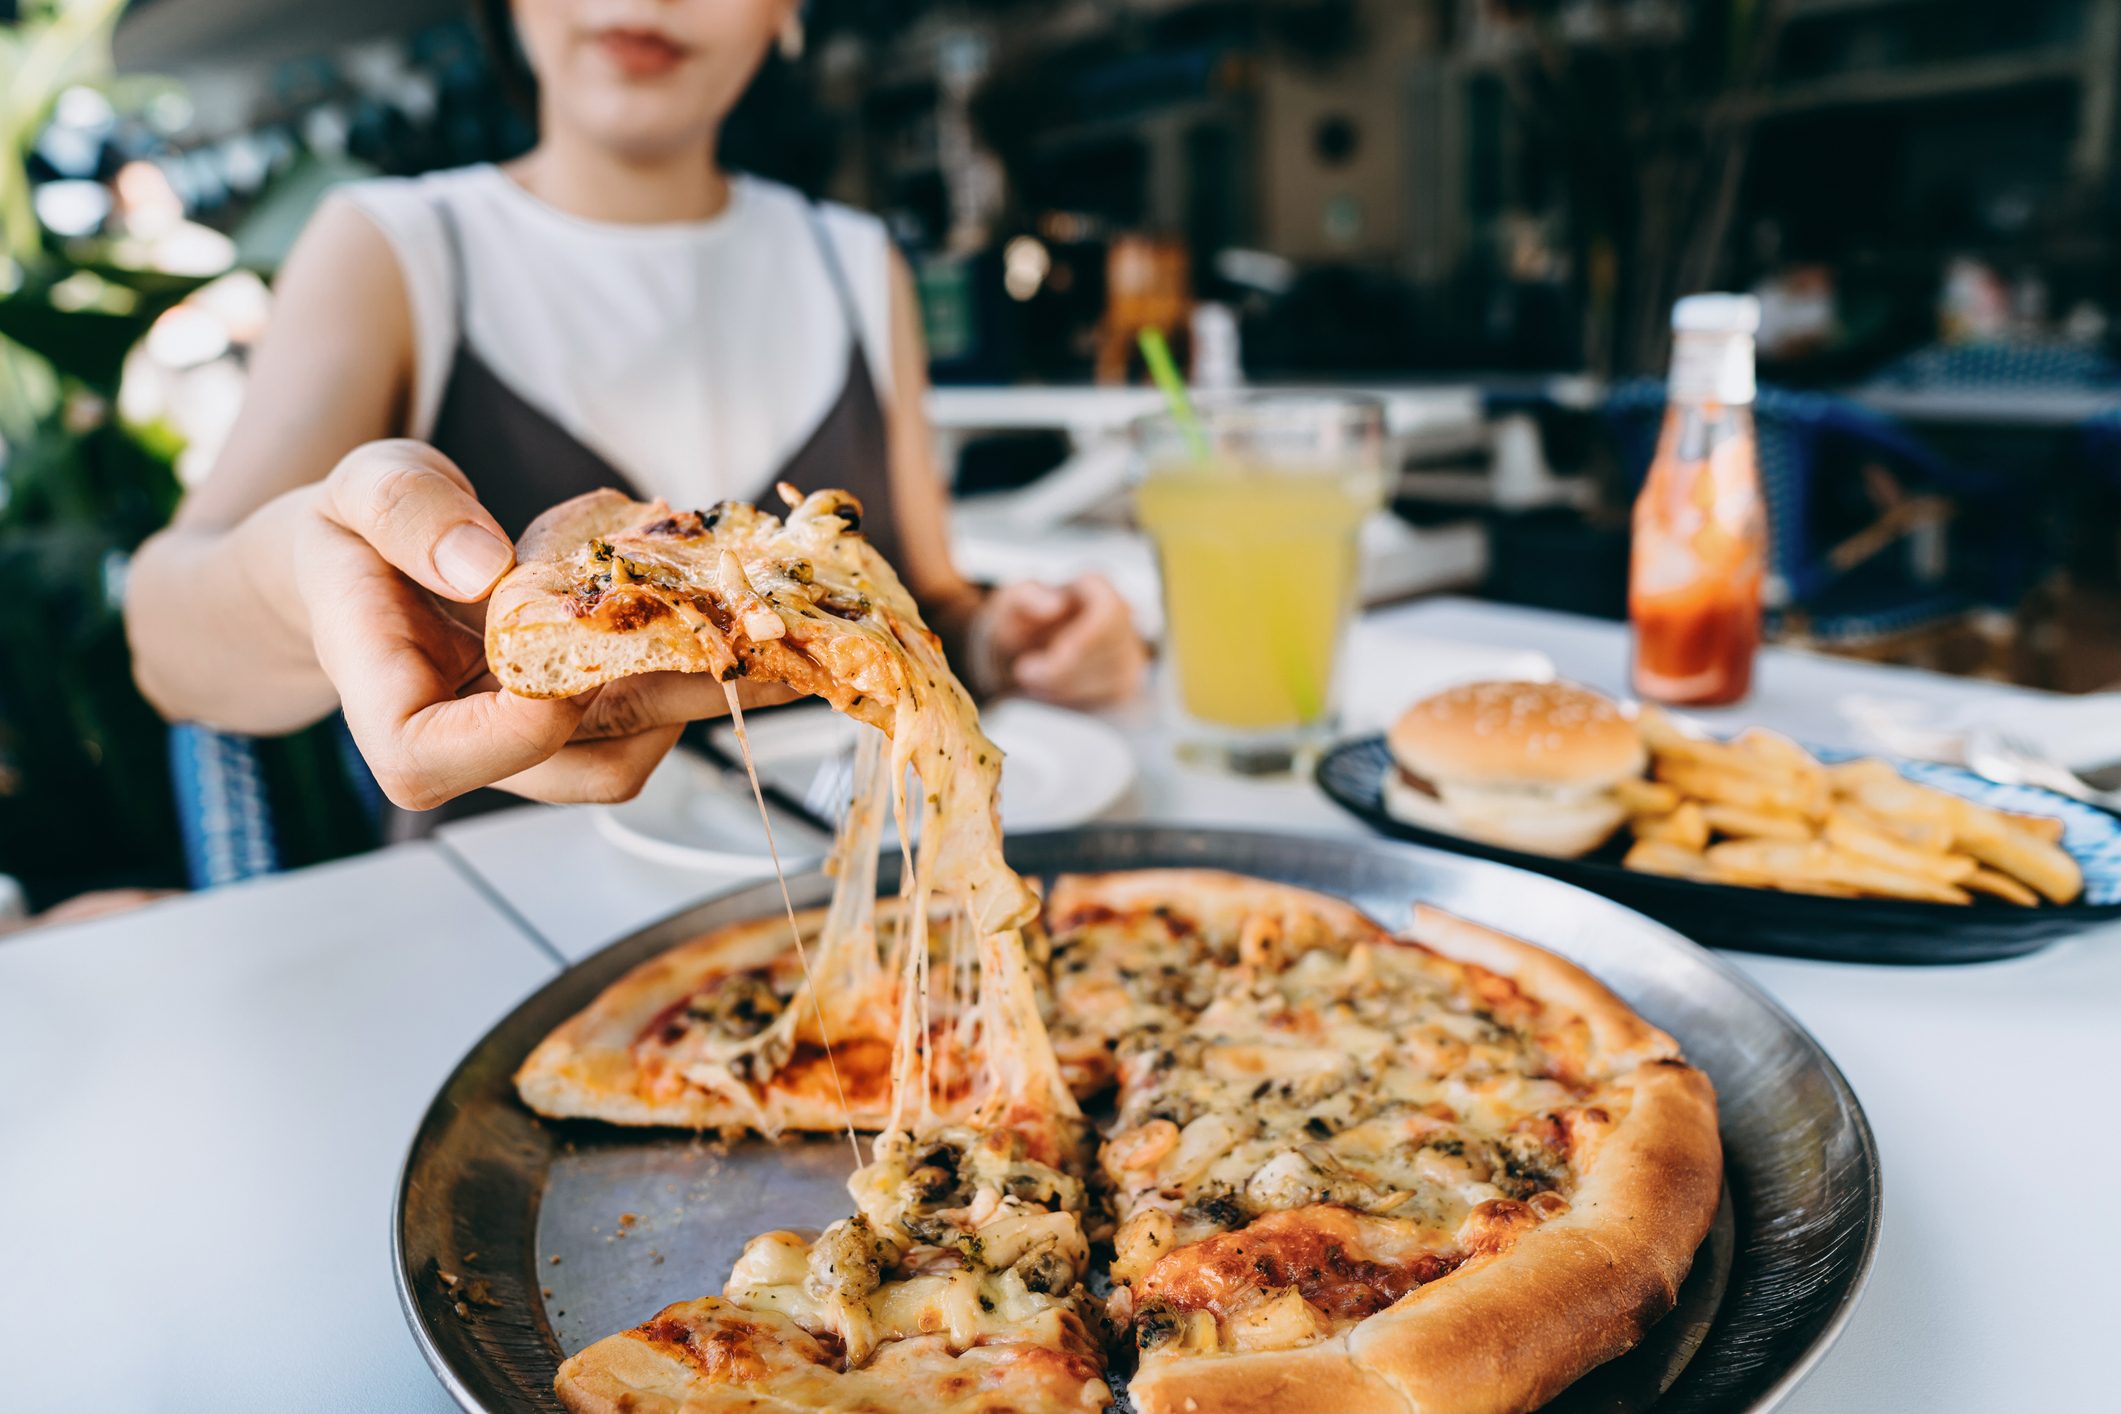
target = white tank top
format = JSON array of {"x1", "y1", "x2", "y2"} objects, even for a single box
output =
[{"x1": 340, "y1": 165, "x2": 896, "y2": 508}]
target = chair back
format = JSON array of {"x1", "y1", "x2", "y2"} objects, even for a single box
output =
[
  {"x1": 168, "y1": 717, "x2": 382, "y2": 888},
  {"x1": 1601, "y1": 382, "x2": 2000, "y2": 608},
  {"x1": 1873, "y1": 341, "x2": 2121, "y2": 392},
  {"x1": 2084, "y1": 407, "x2": 2121, "y2": 489}
]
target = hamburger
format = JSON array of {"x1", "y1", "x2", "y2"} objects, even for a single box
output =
[{"x1": 1383, "y1": 680, "x2": 1647, "y2": 858}]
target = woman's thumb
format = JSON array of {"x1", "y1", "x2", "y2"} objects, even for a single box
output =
[{"x1": 320, "y1": 439, "x2": 515, "y2": 601}]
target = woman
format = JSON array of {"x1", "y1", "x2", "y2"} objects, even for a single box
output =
[{"x1": 126, "y1": 0, "x2": 1145, "y2": 815}]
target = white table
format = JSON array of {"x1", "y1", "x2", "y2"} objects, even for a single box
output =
[
  {"x1": 0, "y1": 846, "x2": 559, "y2": 1413},
  {"x1": 9, "y1": 598, "x2": 2116, "y2": 1411}
]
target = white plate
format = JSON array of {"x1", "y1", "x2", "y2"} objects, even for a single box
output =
[{"x1": 593, "y1": 700, "x2": 1138, "y2": 872}]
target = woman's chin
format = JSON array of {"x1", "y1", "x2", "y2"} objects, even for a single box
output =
[{"x1": 562, "y1": 98, "x2": 725, "y2": 163}]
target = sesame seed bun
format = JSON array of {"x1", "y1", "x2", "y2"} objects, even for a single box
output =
[
  {"x1": 1386, "y1": 680, "x2": 1645, "y2": 791},
  {"x1": 1382, "y1": 681, "x2": 1646, "y2": 858}
]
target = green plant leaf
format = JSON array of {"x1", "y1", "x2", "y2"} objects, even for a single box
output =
[{"x1": 0, "y1": 295, "x2": 144, "y2": 389}]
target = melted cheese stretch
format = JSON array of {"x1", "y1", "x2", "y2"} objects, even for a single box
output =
[
  {"x1": 599, "y1": 489, "x2": 1098, "y2": 1382},
  {"x1": 594, "y1": 488, "x2": 1073, "y2": 1142}
]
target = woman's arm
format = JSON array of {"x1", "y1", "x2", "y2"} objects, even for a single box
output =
[
  {"x1": 878, "y1": 248, "x2": 1146, "y2": 707},
  {"x1": 124, "y1": 197, "x2": 757, "y2": 808},
  {"x1": 877, "y1": 247, "x2": 983, "y2": 645},
  {"x1": 127, "y1": 196, "x2": 416, "y2": 732}
]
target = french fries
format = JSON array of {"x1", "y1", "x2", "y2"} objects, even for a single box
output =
[
  {"x1": 1623, "y1": 839, "x2": 1717, "y2": 880},
  {"x1": 1822, "y1": 809, "x2": 1976, "y2": 884},
  {"x1": 1996, "y1": 809, "x2": 2066, "y2": 845},
  {"x1": 1963, "y1": 867, "x2": 2040, "y2": 907},
  {"x1": 1615, "y1": 710, "x2": 2081, "y2": 907},
  {"x1": 1654, "y1": 758, "x2": 1822, "y2": 818},
  {"x1": 1825, "y1": 758, "x2": 1904, "y2": 791},
  {"x1": 1706, "y1": 839, "x2": 1972, "y2": 904},
  {"x1": 1613, "y1": 778, "x2": 1683, "y2": 817},
  {"x1": 1635, "y1": 800, "x2": 1710, "y2": 852},
  {"x1": 1700, "y1": 803, "x2": 1814, "y2": 842},
  {"x1": 1952, "y1": 812, "x2": 2083, "y2": 905},
  {"x1": 1840, "y1": 802, "x2": 1956, "y2": 854}
]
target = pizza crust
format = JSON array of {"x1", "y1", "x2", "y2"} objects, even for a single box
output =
[
  {"x1": 558, "y1": 1299, "x2": 1112, "y2": 1413},
  {"x1": 1129, "y1": 1341, "x2": 1424, "y2": 1414},
  {"x1": 486, "y1": 491, "x2": 721, "y2": 699},
  {"x1": 515, "y1": 912, "x2": 813, "y2": 1129},
  {"x1": 555, "y1": 1299, "x2": 842, "y2": 1413},
  {"x1": 1046, "y1": 869, "x2": 1392, "y2": 945},
  {"x1": 1401, "y1": 904, "x2": 1683, "y2": 1074}
]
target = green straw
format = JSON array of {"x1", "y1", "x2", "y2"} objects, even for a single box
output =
[{"x1": 1138, "y1": 329, "x2": 1210, "y2": 462}]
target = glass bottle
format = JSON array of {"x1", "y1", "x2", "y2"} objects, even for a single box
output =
[{"x1": 1629, "y1": 294, "x2": 1767, "y2": 707}]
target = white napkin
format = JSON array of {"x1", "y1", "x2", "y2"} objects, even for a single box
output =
[
  {"x1": 1337, "y1": 628, "x2": 1556, "y2": 735},
  {"x1": 1842, "y1": 692, "x2": 2121, "y2": 772}
]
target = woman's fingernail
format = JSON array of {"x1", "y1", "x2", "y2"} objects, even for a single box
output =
[{"x1": 435, "y1": 524, "x2": 513, "y2": 596}]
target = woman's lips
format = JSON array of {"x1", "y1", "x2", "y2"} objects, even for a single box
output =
[{"x1": 596, "y1": 28, "x2": 688, "y2": 77}]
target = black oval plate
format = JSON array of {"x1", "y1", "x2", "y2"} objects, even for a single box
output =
[
  {"x1": 1317, "y1": 735, "x2": 2121, "y2": 964},
  {"x1": 397, "y1": 826, "x2": 1878, "y2": 1414}
]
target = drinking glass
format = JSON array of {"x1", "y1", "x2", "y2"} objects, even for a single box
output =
[{"x1": 1133, "y1": 394, "x2": 1386, "y2": 774}]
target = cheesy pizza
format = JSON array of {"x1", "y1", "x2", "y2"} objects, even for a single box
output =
[{"x1": 492, "y1": 487, "x2": 1723, "y2": 1414}]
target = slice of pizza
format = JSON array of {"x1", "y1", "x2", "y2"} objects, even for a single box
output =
[
  {"x1": 489, "y1": 485, "x2": 1031, "y2": 947},
  {"x1": 502, "y1": 486, "x2": 1041, "y2": 1136},
  {"x1": 516, "y1": 894, "x2": 981, "y2": 1135},
  {"x1": 555, "y1": 909, "x2": 1111, "y2": 1414},
  {"x1": 554, "y1": 1120, "x2": 1110, "y2": 1413},
  {"x1": 556, "y1": 919, "x2": 1113, "y2": 1413},
  {"x1": 488, "y1": 486, "x2": 898, "y2": 725},
  {"x1": 1046, "y1": 877, "x2": 1722, "y2": 1414},
  {"x1": 1042, "y1": 870, "x2": 1399, "y2": 1095}
]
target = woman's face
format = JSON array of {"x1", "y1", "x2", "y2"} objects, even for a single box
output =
[{"x1": 511, "y1": 0, "x2": 791, "y2": 159}]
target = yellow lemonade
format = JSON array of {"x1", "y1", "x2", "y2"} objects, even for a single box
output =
[{"x1": 1137, "y1": 461, "x2": 1381, "y2": 731}]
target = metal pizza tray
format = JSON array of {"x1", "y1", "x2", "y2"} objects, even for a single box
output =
[{"x1": 396, "y1": 826, "x2": 1879, "y2": 1413}]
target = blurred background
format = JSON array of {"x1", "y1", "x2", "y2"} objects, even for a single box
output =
[{"x1": 6, "y1": 0, "x2": 2121, "y2": 906}]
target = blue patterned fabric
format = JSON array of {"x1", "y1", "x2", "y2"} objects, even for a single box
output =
[
  {"x1": 169, "y1": 723, "x2": 279, "y2": 888},
  {"x1": 168, "y1": 717, "x2": 381, "y2": 888},
  {"x1": 1602, "y1": 382, "x2": 2036, "y2": 643},
  {"x1": 1873, "y1": 341, "x2": 2121, "y2": 392}
]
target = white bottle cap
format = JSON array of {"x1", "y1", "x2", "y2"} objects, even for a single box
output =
[{"x1": 1671, "y1": 293, "x2": 1761, "y2": 335}]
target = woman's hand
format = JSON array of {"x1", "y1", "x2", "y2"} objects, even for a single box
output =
[
  {"x1": 970, "y1": 576, "x2": 1149, "y2": 709},
  {"x1": 290, "y1": 440, "x2": 767, "y2": 810}
]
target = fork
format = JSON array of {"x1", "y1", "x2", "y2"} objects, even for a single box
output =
[
  {"x1": 800, "y1": 744, "x2": 857, "y2": 828},
  {"x1": 1963, "y1": 729, "x2": 2121, "y2": 818}
]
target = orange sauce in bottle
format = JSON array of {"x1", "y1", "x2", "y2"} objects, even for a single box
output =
[{"x1": 1629, "y1": 296, "x2": 1767, "y2": 707}]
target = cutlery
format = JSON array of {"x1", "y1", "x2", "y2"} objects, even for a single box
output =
[
  {"x1": 1964, "y1": 729, "x2": 2121, "y2": 818},
  {"x1": 688, "y1": 728, "x2": 840, "y2": 836},
  {"x1": 800, "y1": 745, "x2": 856, "y2": 828}
]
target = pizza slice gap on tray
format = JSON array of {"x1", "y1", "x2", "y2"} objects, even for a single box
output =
[
  {"x1": 551, "y1": 927, "x2": 1113, "y2": 1413},
  {"x1": 1041, "y1": 876, "x2": 1720, "y2": 1414},
  {"x1": 554, "y1": 1094, "x2": 1112, "y2": 1414}
]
